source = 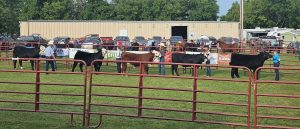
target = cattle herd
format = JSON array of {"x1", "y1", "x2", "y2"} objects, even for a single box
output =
[
  {"x1": 9, "y1": 40, "x2": 277, "y2": 79},
  {"x1": 5, "y1": 31, "x2": 284, "y2": 79}
]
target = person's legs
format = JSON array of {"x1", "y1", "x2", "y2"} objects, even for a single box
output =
[
  {"x1": 50, "y1": 60, "x2": 55, "y2": 71},
  {"x1": 274, "y1": 62, "x2": 279, "y2": 81},
  {"x1": 206, "y1": 66, "x2": 211, "y2": 76},
  {"x1": 158, "y1": 64, "x2": 161, "y2": 75},
  {"x1": 53, "y1": 61, "x2": 57, "y2": 70},
  {"x1": 45, "y1": 59, "x2": 49, "y2": 72},
  {"x1": 159, "y1": 58, "x2": 165, "y2": 75},
  {"x1": 116, "y1": 58, "x2": 121, "y2": 73},
  {"x1": 161, "y1": 64, "x2": 165, "y2": 75}
]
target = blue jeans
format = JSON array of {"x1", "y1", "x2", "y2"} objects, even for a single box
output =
[
  {"x1": 45, "y1": 57, "x2": 55, "y2": 72},
  {"x1": 116, "y1": 58, "x2": 121, "y2": 73},
  {"x1": 206, "y1": 66, "x2": 211, "y2": 76},
  {"x1": 274, "y1": 62, "x2": 280, "y2": 81},
  {"x1": 206, "y1": 60, "x2": 211, "y2": 76},
  {"x1": 159, "y1": 58, "x2": 165, "y2": 75}
]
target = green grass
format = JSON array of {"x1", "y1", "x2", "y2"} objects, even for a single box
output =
[{"x1": 0, "y1": 54, "x2": 300, "y2": 129}]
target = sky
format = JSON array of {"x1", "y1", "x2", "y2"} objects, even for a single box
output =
[{"x1": 217, "y1": 0, "x2": 240, "y2": 16}]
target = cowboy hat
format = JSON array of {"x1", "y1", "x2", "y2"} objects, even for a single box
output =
[
  {"x1": 178, "y1": 41, "x2": 182, "y2": 43},
  {"x1": 48, "y1": 40, "x2": 54, "y2": 45},
  {"x1": 158, "y1": 43, "x2": 166, "y2": 47}
]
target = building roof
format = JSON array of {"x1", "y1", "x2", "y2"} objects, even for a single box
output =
[
  {"x1": 290, "y1": 30, "x2": 300, "y2": 35},
  {"x1": 21, "y1": 20, "x2": 239, "y2": 24}
]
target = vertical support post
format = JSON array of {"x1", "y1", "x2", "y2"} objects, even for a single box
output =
[
  {"x1": 253, "y1": 68, "x2": 258, "y2": 129},
  {"x1": 239, "y1": 0, "x2": 244, "y2": 41},
  {"x1": 0, "y1": 45, "x2": 2, "y2": 61},
  {"x1": 137, "y1": 62, "x2": 144, "y2": 117},
  {"x1": 192, "y1": 65, "x2": 198, "y2": 121},
  {"x1": 83, "y1": 61, "x2": 88, "y2": 126},
  {"x1": 35, "y1": 59, "x2": 41, "y2": 111},
  {"x1": 247, "y1": 68, "x2": 251, "y2": 129},
  {"x1": 5, "y1": 46, "x2": 7, "y2": 61}
]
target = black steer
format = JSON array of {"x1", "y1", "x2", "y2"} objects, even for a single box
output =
[
  {"x1": 72, "y1": 47, "x2": 106, "y2": 72},
  {"x1": 13, "y1": 46, "x2": 40, "y2": 70},
  {"x1": 171, "y1": 53, "x2": 206, "y2": 76},
  {"x1": 229, "y1": 52, "x2": 273, "y2": 78}
]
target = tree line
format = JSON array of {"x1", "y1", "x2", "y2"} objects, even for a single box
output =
[
  {"x1": 0, "y1": 0, "x2": 299, "y2": 36},
  {"x1": 221, "y1": 0, "x2": 300, "y2": 29}
]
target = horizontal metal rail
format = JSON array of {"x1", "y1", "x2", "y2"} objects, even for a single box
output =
[
  {"x1": 254, "y1": 67, "x2": 300, "y2": 129},
  {"x1": 87, "y1": 60, "x2": 252, "y2": 128},
  {"x1": 0, "y1": 58, "x2": 88, "y2": 126}
]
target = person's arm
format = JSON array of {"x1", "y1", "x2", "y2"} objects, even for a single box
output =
[
  {"x1": 160, "y1": 50, "x2": 165, "y2": 57},
  {"x1": 51, "y1": 49, "x2": 55, "y2": 59}
]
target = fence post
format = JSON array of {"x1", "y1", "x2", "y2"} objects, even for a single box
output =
[
  {"x1": 83, "y1": 61, "x2": 88, "y2": 126},
  {"x1": 35, "y1": 59, "x2": 41, "y2": 111},
  {"x1": 137, "y1": 62, "x2": 144, "y2": 117},
  {"x1": 253, "y1": 68, "x2": 259, "y2": 129},
  {"x1": 247, "y1": 67, "x2": 252, "y2": 129},
  {"x1": 0, "y1": 45, "x2": 2, "y2": 60},
  {"x1": 87, "y1": 64, "x2": 93, "y2": 126},
  {"x1": 192, "y1": 65, "x2": 198, "y2": 121}
]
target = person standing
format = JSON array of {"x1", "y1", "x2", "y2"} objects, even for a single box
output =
[
  {"x1": 204, "y1": 47, "x2": 211, "y2": 77},
  {"x1": 45, "y1": 40, "x2": 56, "y2": 73},
  {"x1": 116, "y1": 41, "x2": 123, "y2": 73},
  {"x1": 158, "y1": 43, "x2": 166, "y2": 75},
  {"x1": 51, "y1": 43, "x2": 57, "y2": 70},
  {"x1": 273, "y1": 51, "x2": 280, "y2": 81}
]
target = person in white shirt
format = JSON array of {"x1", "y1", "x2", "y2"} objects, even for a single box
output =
[
  {"x1": 45, "y1": 40, "x2": 56, "y2": 73},
  {"x1": 116, "y1": 41, "x2": 123, "y2": 73},
  {"x1": 204, "y1": 47, "x2": 211, "y2": 77}
]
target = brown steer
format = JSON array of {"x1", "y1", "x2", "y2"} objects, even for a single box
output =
[{"x1": 121, "y1": 52, "x2": 155, "y2": 74}]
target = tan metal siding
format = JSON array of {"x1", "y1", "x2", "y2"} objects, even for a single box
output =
[{"x1": 20, "y1": 21, "x2": 239, "y2": 40}]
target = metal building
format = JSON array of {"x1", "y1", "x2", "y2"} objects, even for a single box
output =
[{"x1": 20, "y1": 20, "x2": 239, "y2": 40}]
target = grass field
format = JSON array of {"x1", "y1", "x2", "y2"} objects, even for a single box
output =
[{"x1": 0, "y1": 54, "x2": 299, "y2": 129}]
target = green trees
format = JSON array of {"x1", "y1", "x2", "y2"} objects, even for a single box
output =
[
  {"x1": 220, "y1": 2, "x2": 240, "y2": 22},
  {"x1": 0, "y1": 0, "x2": 299, "y2": 36},
  {"x1": 40, "y1": 0, "x2": 73, "y2": 20},
  {"x1": 111, "y1": 0, "x2": 219, "y2": 21},
  {"x1": 0, "y1": 0, "x2": 220, "y2": 35},
  {"x1": 80, "y1": 0, "x2": 112, "y2": 20},
  {"x1": 221, "y1": 0, "x2": 300, "y2": 29}
]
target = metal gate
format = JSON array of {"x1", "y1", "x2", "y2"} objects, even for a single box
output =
[
  {"x1": 0, "y1": 58, "x2": 88, "y2": 126},
  {"x1": 87, "y1": 60, "x2": 252, "y2": 128},
  {"x1": 254, "y1": 67, "x2": 300, "y2": 129}
]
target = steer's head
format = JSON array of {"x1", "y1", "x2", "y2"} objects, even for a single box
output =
[
  {"x1": 260, "y1": 51, "x2": 273, "y2": 60},
  {"x1": 101, "y1": 48, "x2": 107, "y2": 56},
  {"x1": 152, "y1": 50, "x2": 161, "y2": 57},
  {"x1": 198, "y1": 53, "x2": 207, "y2": 63}
]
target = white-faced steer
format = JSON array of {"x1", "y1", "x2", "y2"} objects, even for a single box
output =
[{"x1": 72, "y1": 47, "x2": 107, "y2": 72}]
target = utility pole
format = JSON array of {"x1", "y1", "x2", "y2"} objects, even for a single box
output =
[
  {"x1": 240, "y1": 0, "x2": 244, "y2": 41},
  {"x1": 27, "y1": 0, "x2": 30, "y2": 36}
]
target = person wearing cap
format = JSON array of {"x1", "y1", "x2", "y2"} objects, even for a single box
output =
[
  {"x1": 116, "y1": 40, "x2": 123, "y2": 73},
  {"x1": 45, "y1": 40, "x2": 56, "y2": 73},
  {"x1": 158, "y1": 43, "x2": 166, "y2": 75}
]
